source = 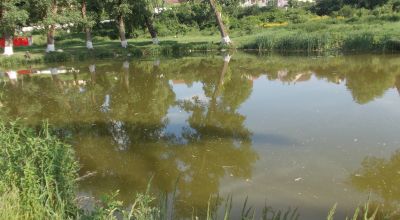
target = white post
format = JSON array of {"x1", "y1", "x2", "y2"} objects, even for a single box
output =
[
  {"x1": 222, "y1": 36, "x2": 232, "y2": 45},
  {"x1": 7, "y1": 71, "x2": 18, "y2": 80},
  {"x1": 89, "y1": 64, "x2": 96, "y2": 73},
  {"x1": 123, "y1": 61, "x2": 129, "y2": 69},
  {"x1": 3, "y1": 46, "x2": 14, "y2": 56},
  {"x1": 86, "y1": 41, "x2": 94, "y2": 49},
  {"x1": 223, "y1": 54, "x2": 231, "y2": 63},
  {"x1": 46, "y1": 44, "x2": 56, "y2": 53},
  {"x1": 152, "y1": 38, "x2": 159, "y2": 45},
  {"x1": 121, "y1": 40, "x2": 128, "y2": 48}
]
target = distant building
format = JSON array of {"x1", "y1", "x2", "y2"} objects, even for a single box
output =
[
  {"x1": 165, "y1": 0, "x2": 289, "y2": 7},
  {"x1": 165, "y1": 0, "x2": 185, "y2": 4},
  {"x1": 241, "y1": 0, "x2": 268, "y2": 7},
  {"x1": 241, "y1": 0, "x2": 288, "y2": 7}
]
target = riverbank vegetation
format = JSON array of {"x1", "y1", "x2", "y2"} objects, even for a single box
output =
[{"x1": 1, "y1": 0, "x2": 400, "y2": 65}]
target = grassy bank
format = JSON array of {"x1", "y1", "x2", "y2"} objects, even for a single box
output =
[
  {"x1": 1, "y1": 17, "x2": 400, "y2": 67},
  {"x1": 243, "y1": 18, "x2": 400, "y2": 53}
]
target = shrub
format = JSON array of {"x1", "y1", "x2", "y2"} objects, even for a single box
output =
[
  {"x1": 339, "y1": 5, "x2": 356, "y2": 17},
  {"x1": 44, "y1": 51, "x2": 72, "y2": 62}
]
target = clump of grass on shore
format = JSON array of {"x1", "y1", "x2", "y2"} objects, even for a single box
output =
[
  {"x1": 0, "y1": 122, "x2": 78, "y2": 219},
  {"x1": 245, "y1": 30, "x2": 400, "y2": 53},
  {"x1": 244, "y1": 21, "x2": 400, "y2": 53}
]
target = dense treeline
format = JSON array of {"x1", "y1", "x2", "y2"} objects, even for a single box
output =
[
  {"x1": 1, "y1": 0, "x2": 400, "y2": 56},
  {"x1": 0, "y1": 0, "x2": 232, "y2": 56}
]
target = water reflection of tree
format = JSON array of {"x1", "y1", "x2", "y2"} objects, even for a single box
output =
[
  {"x1": 249, "y1": 55, "x2": 400, "y2": 104},
  {"x1": 174, "y1": 56, "x2": 257, "y2": 217},
  {"x1": 63, "y1": 58, "x2": 256, "y2": 219},
  {"x1": 350, "y1": 151, "x2": 400, "y2": 218},
  {"x1": 3, "y1": 55, "x2": 400, "y2": 218},
  {"x1": 345, "y1": 70, "x2": 396, "y2": 105}
]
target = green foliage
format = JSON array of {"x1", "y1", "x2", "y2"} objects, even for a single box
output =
[
  {"x1": 246, "y1": 19, "x2": 400, "y2": 53},
  {"x1": 338, "y1": 5, "x2": 356, "y2": 17},
  {"x1": 28, "y1": 0, "x2": 82, "y2": 29},
  {"x1": 0, "y1": 0, "x2": 29, "y2": 34},
  {"x1": 0, "y1": 121, "x2": 79, "y2": 219},
  {"x1": 44, "y1": 51, "x2": 72, "y2": 62}
]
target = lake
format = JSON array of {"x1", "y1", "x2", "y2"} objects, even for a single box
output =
[{"x1": 1, "y1": 53, "x2": 399, "y2": 219}]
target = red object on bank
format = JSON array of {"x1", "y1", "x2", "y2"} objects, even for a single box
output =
[
  {"x1": 17, "y1": 70, "x2": 32, "y2": 75},
  {"x1": 0, "y1": 37, "x2": 31, "y2": 48}
]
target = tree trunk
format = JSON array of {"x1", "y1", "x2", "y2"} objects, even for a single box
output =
[
  {"x1": 46, "y1": 25, "x2": 56, "y2": 52},
  {"x1": 208, "y1": 0, "x2": 231, "y2": 45},
  {"x1": 396, "y1": 75, "x2": 400, "y2": 96},
  {"x1": 118, "y1": 16, "x2": 127, "y2": 48},
  {"x1": 213, "y1": 54, "x2": 231, "y2": 99},
  {"x1": 145, "y1": 16, "x2": 159, "y2": 45},
  {"x1": 46, "y1": 1, "x2": 57, "y2": 52},
  {"x1": 81, "y1": 0, "x2": 93, "y2": 49},
  {"x1": 3, "y1": 32, "x2": 14, "y2": 56}
]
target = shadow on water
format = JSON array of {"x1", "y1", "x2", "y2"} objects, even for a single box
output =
[{"x1": 1, "y1": 53, "x2": 400, "y2": 219}]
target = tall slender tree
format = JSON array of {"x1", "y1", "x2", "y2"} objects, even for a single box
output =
[
  {"x1": 0, "y1": 0, "x2": 28, "y2": 56},
  {"x1": 46, "y1": 0, "x2": 57, "y2": 52},
  {"x1": 208, "y1": 0, "x2": 231, "y2": 45},
  {"x1": 141, "y1": 0, "x2": 163, "y2": 44},
  {"x1": 29, "y1": 0, "x2": 81, "y2": 52},
  {"x1": 80, "y1": 0, "x2": 103, "y2": 49},
  {"x1": 106, "y1": 0, "x2": 132, "y2": 48},
  {"x1": 81, "y1": 0, "x2": 93, "y2": 49}
]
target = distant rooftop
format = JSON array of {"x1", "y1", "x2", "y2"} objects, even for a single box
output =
[{"x1": 165, "y1": 0, "x2": 185, "y2": 4}]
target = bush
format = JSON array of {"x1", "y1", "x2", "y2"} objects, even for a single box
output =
[
  {"x1": 44, "y1": 51, "x2": 72, "y2": 62},
  {"x1": 339, "y1": 5, "x2": 356, "y2": 17}
]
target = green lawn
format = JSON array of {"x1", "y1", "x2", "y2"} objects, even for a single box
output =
[{"x1": 1, "y1": 18, "x2": 400, "y2": 67}]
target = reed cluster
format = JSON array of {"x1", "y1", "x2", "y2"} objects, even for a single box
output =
[{"x1": 246, "y1": 30, "x2": 400, "y2": 53}]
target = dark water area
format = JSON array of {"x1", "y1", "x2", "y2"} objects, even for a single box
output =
[{"x1": 1, "y1": 53, "x2": 400, "y2": 219}]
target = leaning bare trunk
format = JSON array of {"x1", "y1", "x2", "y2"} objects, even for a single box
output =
[
  {"x1": 3, "y1": 32, "x2": 14, "y2": 56},
  {"x1": 208, "y1": 0, "x2": 231, "y2": 45},
  {"x1": 145, "y1": 16, "x2": 158, "y2": 45},
  {"x1": 118, "y1": 16, "x2": 127, "y2": 48},
  {"x1": 208, "y1": 54, "x2": 231, "y2": 120},
  {"x1": 81, "y1": 0, "x2": 93, "y2": 49},
  {"x1": 396, "y1": 75, "x2": 400, "y2": 96}
]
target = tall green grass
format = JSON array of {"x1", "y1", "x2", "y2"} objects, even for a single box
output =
[
  {"x1": 244, "y1": 22, "x2": 400, "y2": 53},
  {"x1": 0, "y1": 122, "x2": 78, "y2": 219}
]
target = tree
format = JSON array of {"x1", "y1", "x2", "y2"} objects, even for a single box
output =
[
  {"x1": 80, "y1": 0, "x2": 104, "y2": 49},
  {"x1": 312, "y1": 0, "x2": 343, "y2": 15},
  {"x1": 0, "y1": 0, "x2": 28, "y2": 56},
  {"x1": 136, "y1": 0, "x2": 163, "y2": 44},
  {"x1": 207, "y1": 0, "x2": 231, "y2": 45},
  {"x1": 81, "y1": 0, "x2": 93, "y2": 49},
  {"x1": 105, "y1": 0, "x2": 132, "y2": 48},
  {"x1": 28, "y1": 0, "x2": 81, "y2": 52}
]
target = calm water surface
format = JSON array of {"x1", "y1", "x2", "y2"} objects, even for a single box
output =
[{"x1": 1, "y1": 54, "x2": 400, "y2": 219}]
